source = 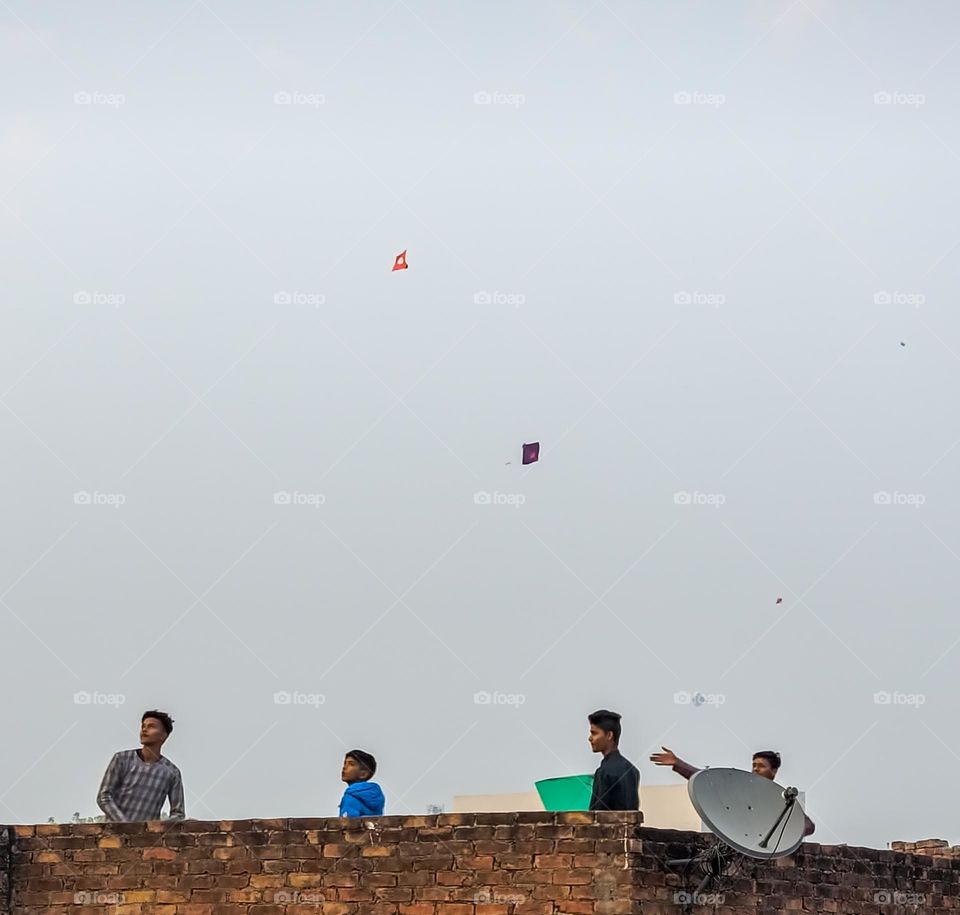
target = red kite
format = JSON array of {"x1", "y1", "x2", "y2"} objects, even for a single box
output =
[{"x1": 392, "y1": 250, "x2": 408, "y2": 271}]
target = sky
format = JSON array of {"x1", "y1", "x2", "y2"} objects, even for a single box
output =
[{"x1": 1, "y1": 0, "x2": 959, "y2": 851}]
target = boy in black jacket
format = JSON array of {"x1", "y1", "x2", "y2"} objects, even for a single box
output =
[{"x1": 587, "y1": 709, "x2": 640, "y2": 811}]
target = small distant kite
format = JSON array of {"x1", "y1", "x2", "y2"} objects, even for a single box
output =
[
  {"x1": 522, "y1": 442, "x2": 540, "y2": 465},
  {"x1": 775, "y1": 597, "x2": 783, "y2": 604},
  {"x1": 900, "y1": 341, "x2": 906, "y2": 347},
  {"x1": 392, "y1": 250, "x2": 408, "y2": 271}
]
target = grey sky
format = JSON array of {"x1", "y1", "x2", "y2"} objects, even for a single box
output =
[{"x1": 1, "y1": 0, "x2": 959, "y2": 850}]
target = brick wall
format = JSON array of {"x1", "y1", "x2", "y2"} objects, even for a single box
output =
[
  {"x1": 5, "y1": 813, "x2": 960, "y2": 915},
  {"x1": 1, "y1": 824, "x2": 11, "y2": 915}
]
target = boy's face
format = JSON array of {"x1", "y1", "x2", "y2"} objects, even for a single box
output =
[
  {"x1": 751, "y1": 756, "x2": 778, "y2": 780},
  {"x1": 588, "y1": 724, "x2": 615, "y2": 754},
  {"x1": 341, "y1": 755, "x2": 369, "y2": 784},
  {"x1": 140, "y1": 717, "x2": 168, "y2": 748}
]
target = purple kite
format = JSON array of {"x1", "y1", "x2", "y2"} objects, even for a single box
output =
[{"x1": 522, "y1": 442, "x2": 540, "y2": 465}]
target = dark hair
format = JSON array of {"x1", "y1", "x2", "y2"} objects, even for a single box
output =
[
  {"x1": 753, "y1": 750, "x2": 781, "y2": 771},
  {"x1": 142, "y1": 710, "x2": 174, "y2": 735},
  {"x1": 588, "y1": 709, "x2": 622, "y2": 742},
  {"x1": 346, "y1": 749, "x2": 377, "y2": 778}
]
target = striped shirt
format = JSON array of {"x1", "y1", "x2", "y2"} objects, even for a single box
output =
[{"x1": 97, "y1": 749, "x2": 185, "y2": 822}]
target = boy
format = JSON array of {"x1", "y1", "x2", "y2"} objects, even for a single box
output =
[
  {"x1": 97, "y1": 710, "x2": 185, "y2": 821},
  {"x1": 649, "y1": 745, "x2": 815, "y2": 836},
  {"x1": 587, "y1": 709, "x2": 640, "y2": 811},
  {"x1": 339, "y1": 749, "x2": 385, "y2": 817}
]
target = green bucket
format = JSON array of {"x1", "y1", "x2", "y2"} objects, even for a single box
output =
[{"x1": 535, "y1": 774, "x2": 595, "y2": 811}]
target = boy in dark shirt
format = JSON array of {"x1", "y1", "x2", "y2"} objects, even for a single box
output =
[{"x1": 587, "y1": 709, "x2": 640, "y2": 811}]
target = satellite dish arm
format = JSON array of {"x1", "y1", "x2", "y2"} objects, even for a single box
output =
[{"x1": 758, "y1": 787, "x2": 798, "y2": 849}]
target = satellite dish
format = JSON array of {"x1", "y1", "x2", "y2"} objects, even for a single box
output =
[{"x1": 688, "y1": 767, "x2": 806, "y2": 858}]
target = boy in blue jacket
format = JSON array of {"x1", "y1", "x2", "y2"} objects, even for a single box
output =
[{"x1": 339, "y1": 749, "x2": 385, "y2": 817}]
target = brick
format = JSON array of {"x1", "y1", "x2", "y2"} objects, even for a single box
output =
[{"x1": 143, "y1": 848, "x2": 178, "y2": 861}]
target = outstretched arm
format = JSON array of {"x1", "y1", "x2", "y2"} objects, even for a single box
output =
[{"x1": 649, "y1": 746, "x2": 700, "y2": 780}]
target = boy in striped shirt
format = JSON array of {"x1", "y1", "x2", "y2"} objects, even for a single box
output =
[{"x1": 97, "y1": 710, "x2": 185, "y2": 822}]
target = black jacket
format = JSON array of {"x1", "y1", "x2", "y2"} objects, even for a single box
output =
[{"x1": 589, "y1": 749, "x2": 640, "y2": 811}]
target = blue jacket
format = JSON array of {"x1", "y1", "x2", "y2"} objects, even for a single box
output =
[{"x1": 339, "y1": 780, "x2": 385, "y2": 817}]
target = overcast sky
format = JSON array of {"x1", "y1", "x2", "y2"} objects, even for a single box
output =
[{"x1": 1, "y1": 0, "x2": 959, "y2": 851}]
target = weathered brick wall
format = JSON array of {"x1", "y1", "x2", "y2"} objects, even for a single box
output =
[
  {"x1": 6, "y1": 813, "x2": 960, "y2": 915},
  {"x1": 1, "y1": 824, "x2": 11, "y2": 915}
]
